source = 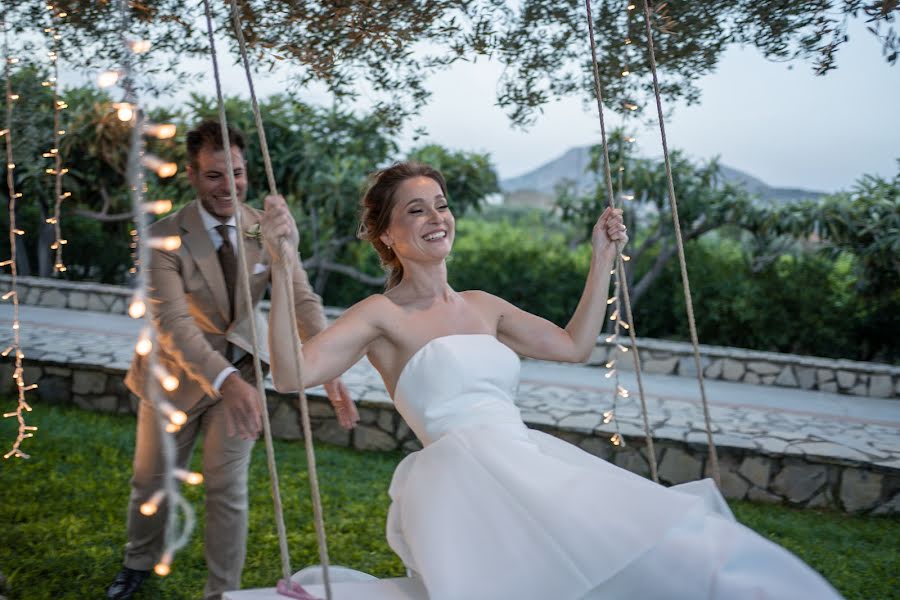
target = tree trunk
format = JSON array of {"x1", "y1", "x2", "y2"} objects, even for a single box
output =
[
  {"x1": 14, "y1": 234, "x2": 31, "y2": 277},
  {"x1": 36, "y1": 219, "x2": 55, "y2": 278}
]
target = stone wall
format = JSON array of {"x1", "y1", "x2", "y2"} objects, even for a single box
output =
[
  {"x1": 4, "y1": 274, "x2": 898, "y2": 399},
  {"x1": 589, "y1": 336, "x2": 899, "y2": 399},
  {"x1": 3, "y1": 357, "x2": 896, "y2": 515}
]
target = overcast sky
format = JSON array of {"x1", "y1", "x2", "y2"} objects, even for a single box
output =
[{"x1": 154, "y1": 19, "x2": 897, "y2": 194}]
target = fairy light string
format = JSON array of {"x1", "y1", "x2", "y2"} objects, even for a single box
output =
[
  {"x1": 2, "y1": 20, "x2": 37, "y2": 460},
  {"x1": 584, "y1": 0, "x2": 658, "y2": 482},
  {"x1": 43, "y1": 3, "x2": 69, "y2": 273},
  {"x1": 114, "y1": 0, "x2": 197, "y2": 576}
]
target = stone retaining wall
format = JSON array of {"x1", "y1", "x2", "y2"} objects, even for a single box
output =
[
  {"x1": 589, "y1": 339, "x2": 900, "y2": 399},
  {"x1": 4, "y1": 274, "x2": 898, "y2": 399},
  {"x1": 3, "y1": 358, "x2": 896, "y2": 515}
]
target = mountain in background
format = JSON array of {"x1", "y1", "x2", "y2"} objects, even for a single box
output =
[{"x1": 500, "y1": 146, "x2": 826, "y2": 208}]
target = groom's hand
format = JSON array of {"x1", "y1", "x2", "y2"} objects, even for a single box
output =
[
  {"x1": 324, "y1": 378, "x2": 358, "y2": 430},
  {"x1": 261, "y1": 194, "x2": 300, "y2": 262},
  {"x1": 221, "y1": 372, "x2": 262, "y2": 440}
]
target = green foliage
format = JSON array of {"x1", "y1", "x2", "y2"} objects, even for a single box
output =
[
  {"x1": 630, "y1": 237, "x2": 892, "y2": 360},
  {"x1": 1, "y1": 403, "x2": 896, "y2": 600},
  {"x1": 0, "y1": 404, "x2": 404, "y2": 600},
  {"x1": 766, "y1": 163, "x2": 900, "y2": 297},
  {"x1": 7, "y1": 1, "x2": 897, "y2": 127},
  {"x1": 556, "y1": 130, "x2": 759, "y2": 309},
  {"x1": 449, "y1": 219, "x2": 591, "y2": 326},
  {"x1": 730, "y1": 500, "x2": 899, "y2": 600}
]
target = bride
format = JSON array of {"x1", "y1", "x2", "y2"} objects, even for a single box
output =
[{"x1": 256, "y1": 162, "x2": 842, "y2": 600}]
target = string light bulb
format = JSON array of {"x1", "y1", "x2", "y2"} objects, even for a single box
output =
[
  {"x1": 135, "y1": 331, "x2": 152, "y2": 356},
  {"x1": 144, "y1": 123, "x2": 177, "y2": 139},
  {"x1": 142, "y1": 155, "x2": 178, "y2": 178},
  {"x1": 113, "y1": 102, "x2": 134, "y2": 122},
  {"x1": 175, "y1": 469, "x2": 204, "y2": 485},
  {"x1": 129, "y1": 39, "x2": 151, "y2": 54},
  {"x1": 148, "y1": 236, "x2": 182, "y2": 251},
  {"x1": 128, "y1": 297, "x2": 146, "y2": 319},
  {"x1": 140, "y1": 490, "x2": 165, "y2": 516},
  {"x1": 162, "y1": 375, "x2": 179, "y2": 392},
  {"x1": 142, "y1": 199, "x2": 173, "y2": 214},
  {"x1": 97, "y1": 70, "x2": 121, "y2": 88}
]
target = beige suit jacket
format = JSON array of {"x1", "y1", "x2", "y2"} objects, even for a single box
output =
[{"x1": 125, "y1": 200, "x2": 327, "y2": 411}]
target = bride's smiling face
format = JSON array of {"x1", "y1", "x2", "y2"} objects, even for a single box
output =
[{"x1": 381, "y1": 176, "x2": 455, "y2": 262}]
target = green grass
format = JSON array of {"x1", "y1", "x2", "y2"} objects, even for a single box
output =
[{"x1": 1, "y1": 404, "x2": 897, "y2": 600}]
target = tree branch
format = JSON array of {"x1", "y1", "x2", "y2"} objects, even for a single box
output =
[
  {"x1": 302, "y1": 257, "x2": 386, "y2": 286},
  {"x1": 74, "y1": 208, "x2": 135, "y2": 222}
]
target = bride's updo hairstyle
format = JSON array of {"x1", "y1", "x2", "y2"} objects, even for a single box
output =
[{"x1": 358, "y1": 161, "x2": 449, "y2": 290}]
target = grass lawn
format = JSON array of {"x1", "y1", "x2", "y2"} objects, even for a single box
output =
[{"x1": 1, "y1": 404, "x2": 897, "y2": 599}]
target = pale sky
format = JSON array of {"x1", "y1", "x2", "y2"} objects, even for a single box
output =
[{"x1": 139, "y1": 19, "x2": 897, "y2": 193}]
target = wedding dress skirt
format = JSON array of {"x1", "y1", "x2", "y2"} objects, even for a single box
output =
[{"x1": 381, "y1": 334, "x2": 842, "y2": 600}]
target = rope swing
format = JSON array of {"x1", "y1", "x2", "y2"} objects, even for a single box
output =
[
  {"x1": 583, "y1": 0, "x2": 721, "y2": 486},
  {"x1": 637, "y1": 0, "x2": 721, "y2": 486},
  {"x1": 583, "y1": 0, "x2": 659, "y2": 484},
  {"x1": 200, "y1": 0, "x2": 333, "y2": 597}
]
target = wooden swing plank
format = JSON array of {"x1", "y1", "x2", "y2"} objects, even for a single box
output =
[{"x1": 223, "y1": 577, "x2": 426, "y2": 600}]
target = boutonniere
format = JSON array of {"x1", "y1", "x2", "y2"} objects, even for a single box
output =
[{"x1": 244, "y1": 223, "x2": 262, "y2": 246}]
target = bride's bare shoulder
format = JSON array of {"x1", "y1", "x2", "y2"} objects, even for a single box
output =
[
  {"x1": 345, "y1": 293, "x2": 393, "y2": 312},
  {"x1": 341, "y1": 293, "x2": 399, "y2": 323},
  {"x1": 460, "y1": 289, "x2": 507, "y2": 308}
]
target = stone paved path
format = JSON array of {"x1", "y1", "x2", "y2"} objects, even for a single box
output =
[{"x1": 2, "y1": 304, "x2": 898, "y2": 469}]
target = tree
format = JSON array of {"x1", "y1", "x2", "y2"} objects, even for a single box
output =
[
  {"x1": 760, "y1": 162, "x2": 900, "y2": 360},
  {"x1": 0, "y1": 76, "x2": 501, "y2": 295},
  {"x1": 555, "y1": 129, "x2": 758, "y2": 307},
  {"x1": 3, "y1": 1, "x2": 897, "y2": 127}
]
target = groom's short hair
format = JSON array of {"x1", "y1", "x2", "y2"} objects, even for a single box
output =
[{"x1": 186, "y1": 119, "x2": 247, "y2": 167}]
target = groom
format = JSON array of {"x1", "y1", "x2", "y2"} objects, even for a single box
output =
[{"x1": 107, "y1": 119, "x2": 358, "y2": 600}]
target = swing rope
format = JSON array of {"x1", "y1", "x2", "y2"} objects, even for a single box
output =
[
  {"x1": 583, "y1": 0, "x2": 659, "y2": 483},
  {"x1": 227, "y1": 0, "x2": 334, "y2": 595},
  {"x1": 201, "y1": 3, "x2": 333, "y2": 597},
  {"x1": 637, "y1": 0, "x2": 721, "y2": 486}
]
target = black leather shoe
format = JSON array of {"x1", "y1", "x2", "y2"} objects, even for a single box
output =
[{"x1": 106, "y1": 567, "x2": 151, "y2": 599}]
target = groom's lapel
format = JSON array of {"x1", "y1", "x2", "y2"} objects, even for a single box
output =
[
  {"x1": 178, "y1": 200, "x2": 231, "y2": 323},
  {"x1": 233, "y1": 204, "x2": 264, "y2": 322}
]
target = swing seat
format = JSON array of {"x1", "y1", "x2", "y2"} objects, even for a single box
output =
[{"x1": 223, "y1": 568, "x2": 426, "y2": 600}]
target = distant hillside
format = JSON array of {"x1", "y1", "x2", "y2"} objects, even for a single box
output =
[{"x1": 500, "y1": 145, "x2": 825, "y2": 208}]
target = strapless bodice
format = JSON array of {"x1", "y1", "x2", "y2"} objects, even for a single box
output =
[{"x1": 392, "y1": 334, "x2": 523, "y2": 446}]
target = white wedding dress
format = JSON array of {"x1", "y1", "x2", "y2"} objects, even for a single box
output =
[{"x1": 377, "y1": 334, "x2": 842, "y2": 600}]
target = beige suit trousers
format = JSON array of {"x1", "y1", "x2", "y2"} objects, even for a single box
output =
[{"x1": 124, "y1": 390, "x2": 254, "y2": 600}]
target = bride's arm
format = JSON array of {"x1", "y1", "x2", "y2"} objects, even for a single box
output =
[
  {"x1": 269, "y1": 269, "x2": 385, "y2": 391},
  {"x1": 262, "y1": 197, "x2": 385, "y2": 392},
  {"x1": 490, "y1": 206, "x2": 626, "y2": 363}
]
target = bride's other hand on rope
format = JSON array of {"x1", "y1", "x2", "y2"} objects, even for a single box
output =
[
  {"x1": 485, "y1": 205, "x2": 626, "y2": 365},
  {"x1": 593, "y1": 206, "x2": 628, "y2": 262},
  {"x1": 262, "y1": 194, "x2": 360, "y2": 430}
]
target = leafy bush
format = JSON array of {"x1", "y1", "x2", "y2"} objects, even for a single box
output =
[{"x1": 633, "y1": 238, "x2": 898, "y2": 362}]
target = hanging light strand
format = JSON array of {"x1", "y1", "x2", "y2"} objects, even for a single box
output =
[
  {"x1": 115, "y1": 0, "x2": 195, "y2": 576},
  {"x1": 584, "y1": 0, "x2": 658, "y2": 481},
  {"x1": 2, "y1": 21, "x2": 36, "y2": 460},
  {"x1": 45, "y1": 4, "x2": 68, "y2": 273}
]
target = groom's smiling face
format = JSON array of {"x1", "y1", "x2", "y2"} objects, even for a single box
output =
[{"x1": 187, "y1": 144, "x2": 248, "y2": 223}]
